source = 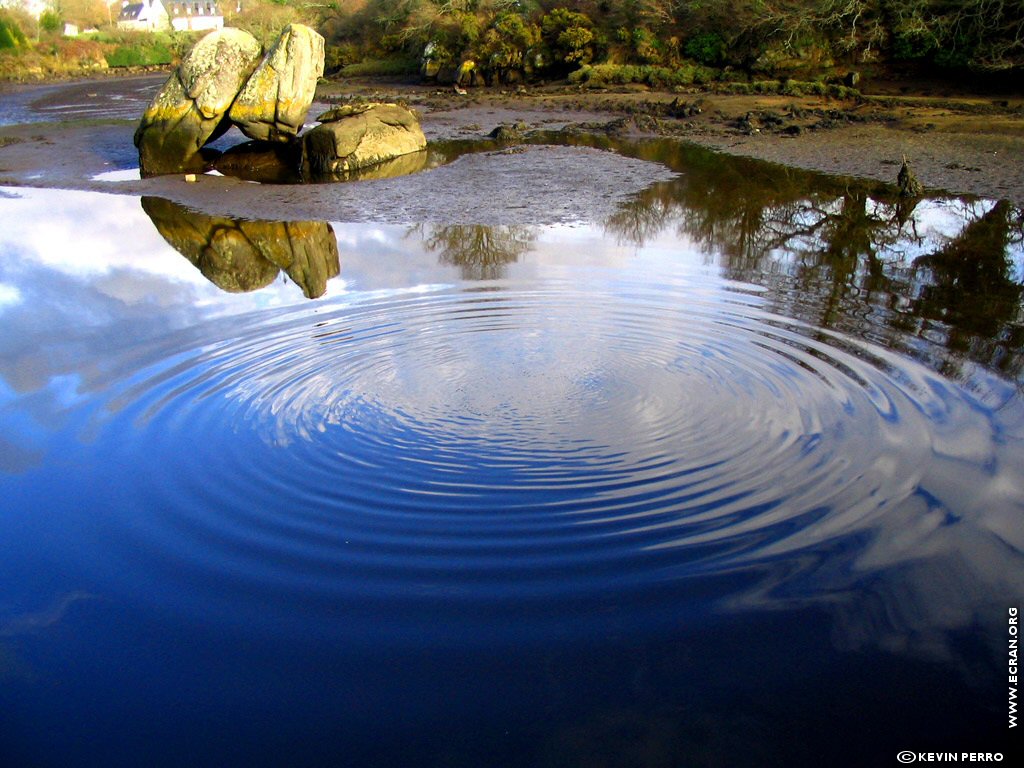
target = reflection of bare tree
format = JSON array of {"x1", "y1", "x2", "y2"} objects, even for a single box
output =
[
  {"x1": 598, "y1": 137, "x2": 1024, "y2": 383},
  {"x1": 912, "y1": 200, "x2": 1024, "y2": 381},
  {"x1": 416, "y1": 224, "x2": 536, "y2": 280}
]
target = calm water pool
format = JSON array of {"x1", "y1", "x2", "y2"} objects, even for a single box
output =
[{"x1": 1, "y1": 139, "x2": 1022, "y2": 767}]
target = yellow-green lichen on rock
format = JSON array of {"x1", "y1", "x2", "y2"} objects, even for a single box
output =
[
  {"x1": 302, "y1": 103, "x2": 427, "y2": 178},
  {"x1": 229, "y1": 23, "x2": 325, "y2": 143},
  {"x1": 134, "y1": 28, "x2": 263, "y2": 176}
]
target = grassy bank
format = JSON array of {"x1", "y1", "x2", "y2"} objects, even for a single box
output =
[{"x1": 0, "y1": 29, "x2": 200, "y2": 82}]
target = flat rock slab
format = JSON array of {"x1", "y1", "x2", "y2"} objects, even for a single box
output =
[
  {"x1": 303, "y1": 103, "x2": 427, "y2": 177},
  {"x1": 134, "y1": 29, "x2": 263, "y2": 176},
  {"x1": 229, "y1": 23, "x2": 325, "y2": 143}
]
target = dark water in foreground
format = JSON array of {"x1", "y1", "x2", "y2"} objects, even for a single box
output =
[{"x1": 1, "y1": 141, "x2": 1023, "y2": 767}]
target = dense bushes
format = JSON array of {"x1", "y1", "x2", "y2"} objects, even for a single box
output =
[
  {"x1": 4, "y1": 0, "x2": 1021, "y2": 85},
  {"x1": 321, "y1": 0, "x2": 1024, "y2": 81}
]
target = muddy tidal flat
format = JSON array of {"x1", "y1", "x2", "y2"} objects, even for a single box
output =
[{"x1": 2, "y1": 74, "x2": 1024, "y2": 209}]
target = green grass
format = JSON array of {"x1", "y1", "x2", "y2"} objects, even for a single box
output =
[
  {"x1": 568, "y1": 62, "x2": 718, "y2": 88},
  {"x1": 105, "y1": 41, "x2": 174, "y2": 68},
  {"x1": 337, "y1": 57, "x2": 420, "y2": 78},
  {"x1": 717, "y1": 80, "x2": 861, "y2": 99}
]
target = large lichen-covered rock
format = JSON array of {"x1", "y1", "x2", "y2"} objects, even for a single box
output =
[
  {"x1": 134, "y1": 28, "x2": 263, "y2": 176},
  {"x1": 302, "y1": 103, "x2": 427, "y2": 178},
  {"x1": 141, "y1": 197, "x2": 341, "y2": 299},
  {"x1": 229, "y1": 24, "x2": 325, "y2": 143}
]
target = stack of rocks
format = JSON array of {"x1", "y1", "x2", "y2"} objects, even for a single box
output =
[{"x1": 134, "y1": 25, "x2": 426, "y2": 180}]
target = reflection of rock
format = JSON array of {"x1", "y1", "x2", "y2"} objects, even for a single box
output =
[
  {"x1": 213, "y1": 135, "x2": 430, "y2": 184},
  {"x1": 302, "y1": 103, "x2": 427, "y2": 178},
  {"x1": 134, "y1": 28, "x2": 263, "y2": 176},
  {"x1": 141, "y1": 197, "x2": 340, "y2": 298},
  {"x1": 213, "y1": 140, "x2": 304, "y2": 184},
  {"x1": 229, "y1": 23, "x2": 325, "y2": 143},
  {"x1": 238, "y1": 219, "x2": 339, "y2": 299}
]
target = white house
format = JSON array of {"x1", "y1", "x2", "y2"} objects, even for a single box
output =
[
  {"x1": 166, "y1": 2, "x2": 223, "y2": 32},
  {"x1": 117, "y1": 0, "x2": 169, "y2": 31}
]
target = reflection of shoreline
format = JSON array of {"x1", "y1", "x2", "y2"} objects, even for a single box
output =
[
  {"x1": 140, "y1": 197, "x2": 341, "y2": 299},
  {"x1": 593, "y1": 137, "x2": 1024, "y2": 384}
]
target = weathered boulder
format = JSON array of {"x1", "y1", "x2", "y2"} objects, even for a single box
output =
[
  {"x1": 134, "y1": 28, "x2": 263, "y2": 176},
  {"x1": 488, "y1": 123, "x2": 527, "y2": 143},
  {"x1": 141, "y1": 197, "x2": 341, "y2": 299},
  {"x1": 229, "y1": 23, "x2": 325, "y2": 143},
  {"x1": 302, "y1": 103, "x2": 427, "y2": 178}
]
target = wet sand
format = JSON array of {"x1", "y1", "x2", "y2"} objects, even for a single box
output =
[{"x1": 1, "y1": 74, "x2": 1022, "y2": 221}]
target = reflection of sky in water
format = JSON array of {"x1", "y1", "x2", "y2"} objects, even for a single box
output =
[
  {"x1": 91, "y1": 168, "x2": 142, "y2": 183},
  {"x1": 2, "y1": 185, "x2": 1018, "y2": 300},
  {"x1": 1, "y1": 182, "x2": 1023, "y2": 766}
]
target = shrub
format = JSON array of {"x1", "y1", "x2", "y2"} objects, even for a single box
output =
[
  {"x1": 324, "y1": 43, "x2": 359, "y2": 74},
  {"x1": 477, "y1": 12, "x2": 541, "y2": 71},
  {"x1": 106, "y1": 40, "x2": 174, "y2": 68},
  {"x1": 55, "y1": 38, "x2": 107, "y2": 66},
  {"x1": 0, "y1": 14, "x2": 27, "y2": 50},
  {"x1": 684, "y1": 33, "x2": 726, "y2": 66},
  {"x1": 39, "y1": 10, "x2": 61, "y2": 34},
  {"x1": 631, "y1": 27, "x2": 663, "y2": 65},
  {"x1": 541, "y1": 7, "x2": 596, "y2": 72}
]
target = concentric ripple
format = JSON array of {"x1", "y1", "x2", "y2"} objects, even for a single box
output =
[{"x1": 73, "y1": 278, "x2": 1007, "y2": 634}]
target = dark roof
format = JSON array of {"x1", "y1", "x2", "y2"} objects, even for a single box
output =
[
  {"x1": 118, "y1": 4, "x2": 145, "y2": 20},
  {"x1": 168, "y1": 1, "x2": 223, "y2": 12}
]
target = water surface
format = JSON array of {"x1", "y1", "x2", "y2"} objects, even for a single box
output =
[{"x1": 1, "y1": 139, "x2": 1022, "y2": 767}]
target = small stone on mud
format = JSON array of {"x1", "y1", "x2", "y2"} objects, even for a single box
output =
[{"x1": 897, "y1": 156, "x2": 923, "y2": 197}]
